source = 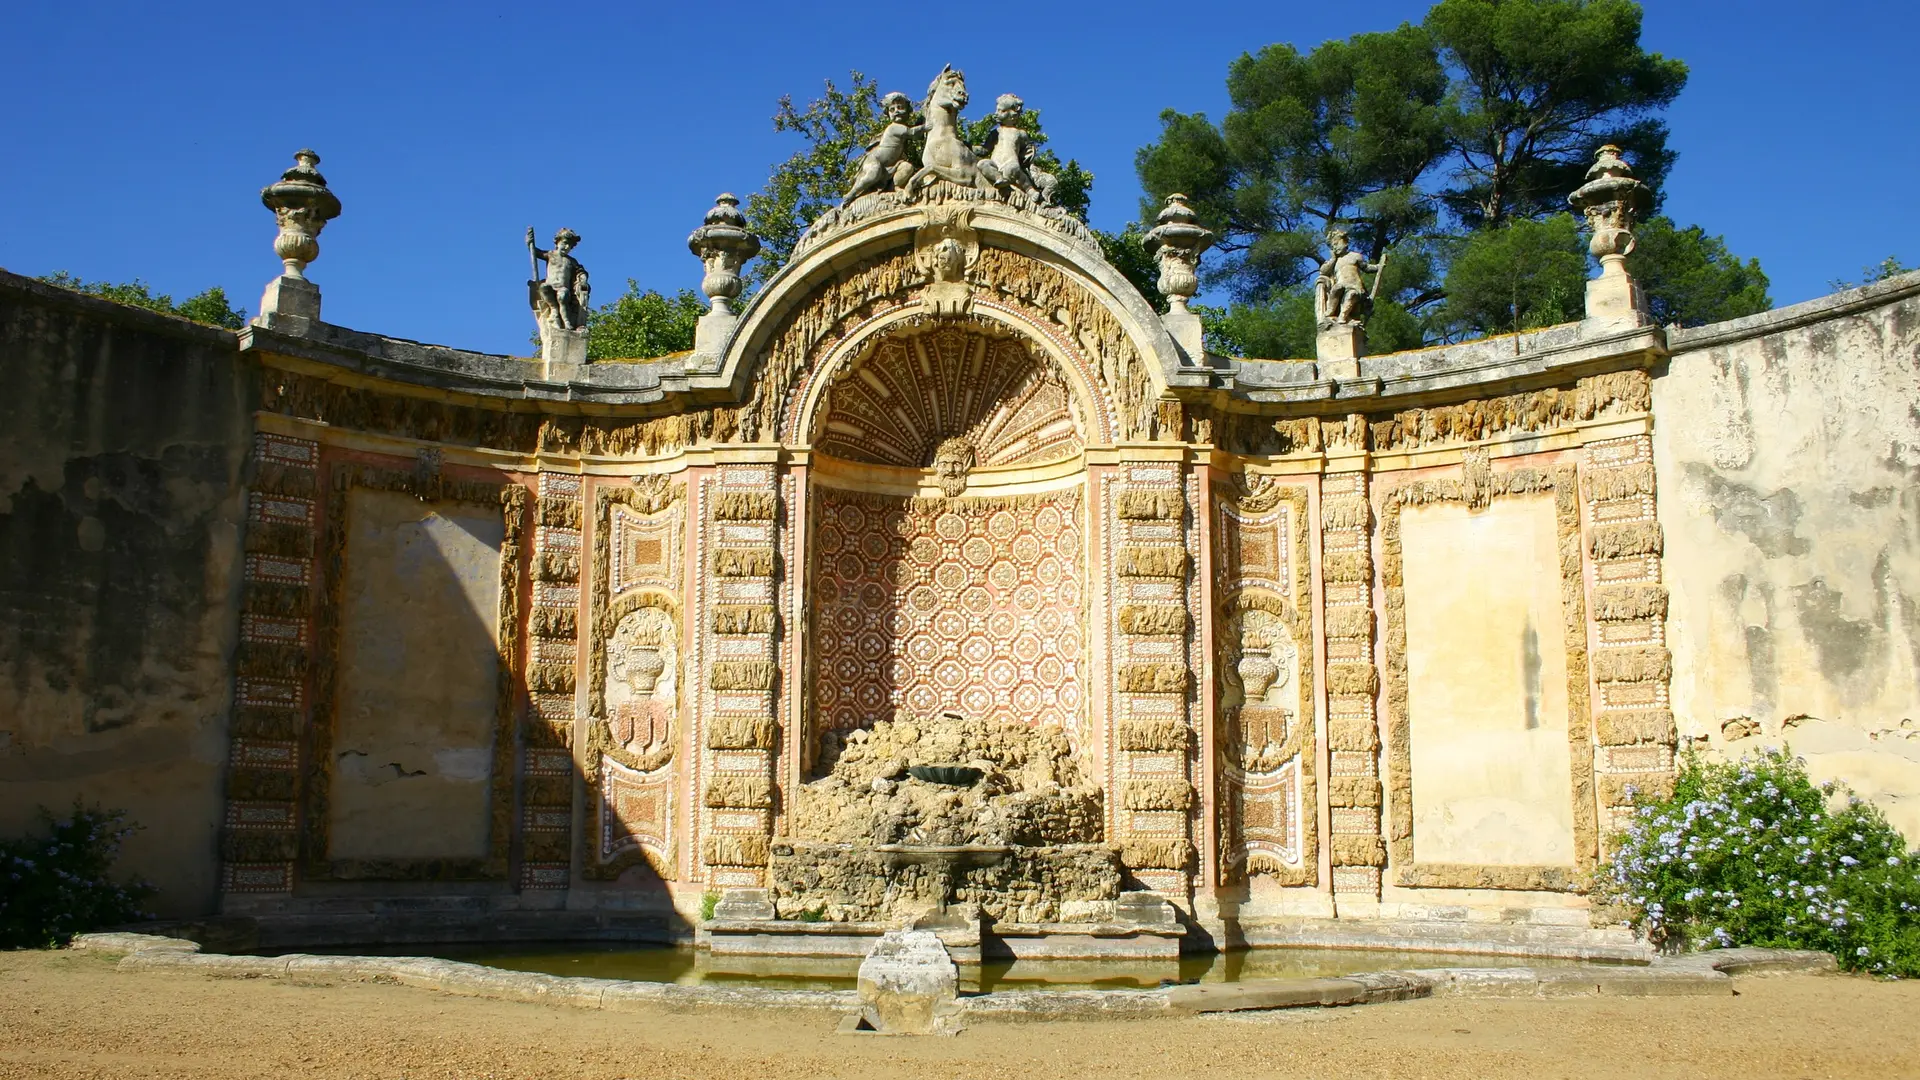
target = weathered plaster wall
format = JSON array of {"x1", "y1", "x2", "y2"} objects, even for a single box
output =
[
  {"x1": 1400, "y1": 495, "x2": 1576, "y2": 867},
  {"x1": 327, "y1": 488, "x2": 504, "y2": 861},
  {"x1": 1657, "y1": 275, "x2": 1920, "y2": 839},
  {"x1": 0, "y1": 273, "x2": 252, "y2": 915}
]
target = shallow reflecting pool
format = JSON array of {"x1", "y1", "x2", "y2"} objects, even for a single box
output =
[{"x1": 276, "y1": 942, "x2": 1599, "y2": 993}]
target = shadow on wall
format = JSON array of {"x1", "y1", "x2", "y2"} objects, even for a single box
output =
[
  {"x1": 325, "y1": 486, "x2": 506, "y2": 866},
  {"x1": 0, "y1": 275, "x2": 253, "y2": 918}
]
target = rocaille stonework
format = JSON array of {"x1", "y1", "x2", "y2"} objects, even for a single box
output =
[{"x1": 11, "y1": 68, "x2": 1899, "y2": 942}]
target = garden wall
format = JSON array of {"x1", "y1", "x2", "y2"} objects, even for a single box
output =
[
  {"x1": 1656, "y1": 273, "x2": 1920, "y2": 839},
  {"x1": 0, "y1": 271, "x2": 254, "y2": 915}
]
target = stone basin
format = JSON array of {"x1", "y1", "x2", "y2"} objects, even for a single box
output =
[
  {"x1": 871, "y1": 843, "x2": 1009, "y2": 869},
  {"x1": 907, "y1": 764, "x2": 984, "y2": 787}
]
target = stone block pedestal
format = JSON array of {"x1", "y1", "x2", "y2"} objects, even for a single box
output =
[
  {"x1": 1316, "y1": 321, "x2": 1365, "y2": 377},
  {"x1": 855, "y1": 929, "x2": 960, "y2": 1035},
  {"x1": 256, "y1": 275, "x2": 320, "y2": 335},
  {"x1": 691, "y1": 308, "x2": 737, "y2": 369},
  {"x1": 1584, "y1": 256, "x2": 1654, "y2": 326},
  {"x1": 539, "y1": 324, "x2": 589, "y2": 378}
]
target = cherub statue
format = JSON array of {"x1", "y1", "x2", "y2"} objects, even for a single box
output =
[
  {"x1": 845, "y1": 92, "x2": 925, "y2": 202},
  {"x1": 527, "y1": 226, "x2": 590, "y2": 331},
  {"x1": 1313, "y1": 228, "x2": 1383, "y2": 326},
  {"x1": 975, "y1": 94, "x2": 1056, "y2": 204}
]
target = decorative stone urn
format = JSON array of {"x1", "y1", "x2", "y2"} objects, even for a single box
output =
[
  {"x1": 1238, "y1": 645, "x2": 1279, "y2": 704},
  {"x1": 260, "y1": 149, "x2": 342, "y2": 281},
  {"x1": 1568, "y1": 145, "x2": 1654, "y2": 323},
  {"x1": 687, "y1": 193, "x2": 761, "y2": 313},
  {"x1": 1142, "y1": 193, "x2": 1213, "y2": 314},
  {"x1": 255, "y1": 149, "x2": 342, "y2": 332},
  {"x1": 626, "y1": 645, "x2": 666, "y2": 695}
]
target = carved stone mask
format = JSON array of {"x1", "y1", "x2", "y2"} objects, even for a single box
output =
[{"x1": 932, "y1": 436, "x2": 975, "y2": 498}]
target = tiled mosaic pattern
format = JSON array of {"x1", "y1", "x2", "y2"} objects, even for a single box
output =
[{"x1": 810, "y1": 488, "x2": 1086, "y2": 734}]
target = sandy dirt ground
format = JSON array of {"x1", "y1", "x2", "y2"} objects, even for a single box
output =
[{"x1": 2, "y1": 948, "x2": 1916, "y2": 1080}]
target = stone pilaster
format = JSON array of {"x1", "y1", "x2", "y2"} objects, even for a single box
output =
[
  {"x1": 1320, "y1": 418, "x2": 1385, "y2": 902},
  {"x1": 521, "y1": 472, "x2": 582, "y2": 890},
  {"x1": 1582, "y1": 434, "x2": 1676, "y2": 833},
  {"x1": 1108, "y1": 458, "x2": 1199, "y2": 898},
  {"x1": 220, "y1": 432, "x2": 320, "y2": 898},
  {"x1": 695, "y1": 460, "x2": 783, "y2": 886}
]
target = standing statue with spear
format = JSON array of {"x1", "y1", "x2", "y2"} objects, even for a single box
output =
[{"x1": 527, "y1": 226, "x2": 590, "y2": 332}]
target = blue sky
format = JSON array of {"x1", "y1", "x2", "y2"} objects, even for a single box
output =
[{"x1": 3, "y1": 1, "x2": 1914, "y2": 356}]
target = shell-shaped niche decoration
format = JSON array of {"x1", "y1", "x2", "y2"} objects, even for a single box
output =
[{"x1": 605, "y1": 606, "x2": 678, "y2": 769}]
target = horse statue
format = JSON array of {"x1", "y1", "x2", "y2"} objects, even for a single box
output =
[{"x1": 906, "y1": 65, "x2": 990, "y2": 194}]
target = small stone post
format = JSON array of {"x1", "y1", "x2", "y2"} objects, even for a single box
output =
[
  {"x1": 854, "y1": 930, "x2": 960, "y2": 1035},
  {"x1": 255, "y1": 149, "x2": 342, "y2": 334},
  {"x1": 1143, "y1": 194, "x2": 1214, "y2": 363},
  {"x1": 1569, "y1": 144, "x2": 1654, "y2": 326},
  {"x1": 688, "y1": 193, "x2": 762, "y2": 367}
]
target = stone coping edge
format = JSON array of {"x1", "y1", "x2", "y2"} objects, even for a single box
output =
[{"x1": 69, "y1": 934, "x2": 1836, "y2": 1021}]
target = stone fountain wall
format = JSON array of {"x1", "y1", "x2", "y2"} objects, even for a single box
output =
[{"x1": 7, "y1": 201, "x2": 1918, "y2": 943}]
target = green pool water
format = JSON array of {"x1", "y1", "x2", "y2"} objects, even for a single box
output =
[{"x1": 278, "y1": 942, "x2": 1594, "y2": 993}]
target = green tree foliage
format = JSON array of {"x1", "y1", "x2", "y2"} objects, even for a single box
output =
[
  {"x1": 1136, "y1": 24, "x2": 1448, "y2": 302},
  {"x1": 1829, "y1": 256, "x2": 1915, "y2": 292},
  {"x1": 1630, "y1": 217, "x2": 1771, "y2": 327},
  {"x1": 1201, "y1": 290, "x2": 1424, "y2": 359},
  {"x1": 586, "y1": 281, "x2": 707, "y2": 360},
  {"x1": 39, "y1": 271, "x2": 247, "y2": 329},
  {"x1": 745, "y1": 71, "x2": 1096, "y2": 288},
  {"x1": 1132, "y1": 0, "x2": 1740, "y2": 351},
  {"x1": 1096, "y1": 224, "x2": 1168, "y2": 313},
  {"x1": 744, "y1": 72, "x2": 890, "y2": 288},
  {"x1": 1427, "y1": 0, "x2": 1686, "y2": 226},
  {"x1": 1441, "y1": 213, "x2": 1587, "y2": 334}
]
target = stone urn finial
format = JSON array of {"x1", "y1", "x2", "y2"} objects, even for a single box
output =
[
  {"x1": 1142, "y1": 194, "x2": 1214, "y2": 313},
  {"x1": 1568, "y1": 145, "x2": 1654, "y2": 323},
  {"x1": 688, "y1": 193, "x2": 762, "y2": 313},
  {"x1": 260, "y1": 149, "x2": 342, "y2": 280},
  {"x1": 1568, "y1": 145, "x2": 1652, "y2": 261}
]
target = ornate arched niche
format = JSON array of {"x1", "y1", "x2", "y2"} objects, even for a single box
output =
[
  {"x1": 802, "y1": 317, "x2": 1091, "y2": 770},
  {"x1": 809, "y1": 320, "x2": 1086, "y2": 473}
]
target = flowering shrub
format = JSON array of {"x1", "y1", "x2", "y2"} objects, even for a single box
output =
[
  {"x1": 0, "y1": 805, "x2": 154, "y2": 948},
  {"x1": 1599, "y1": 748, "x2": 1920, "y2": 976}
]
